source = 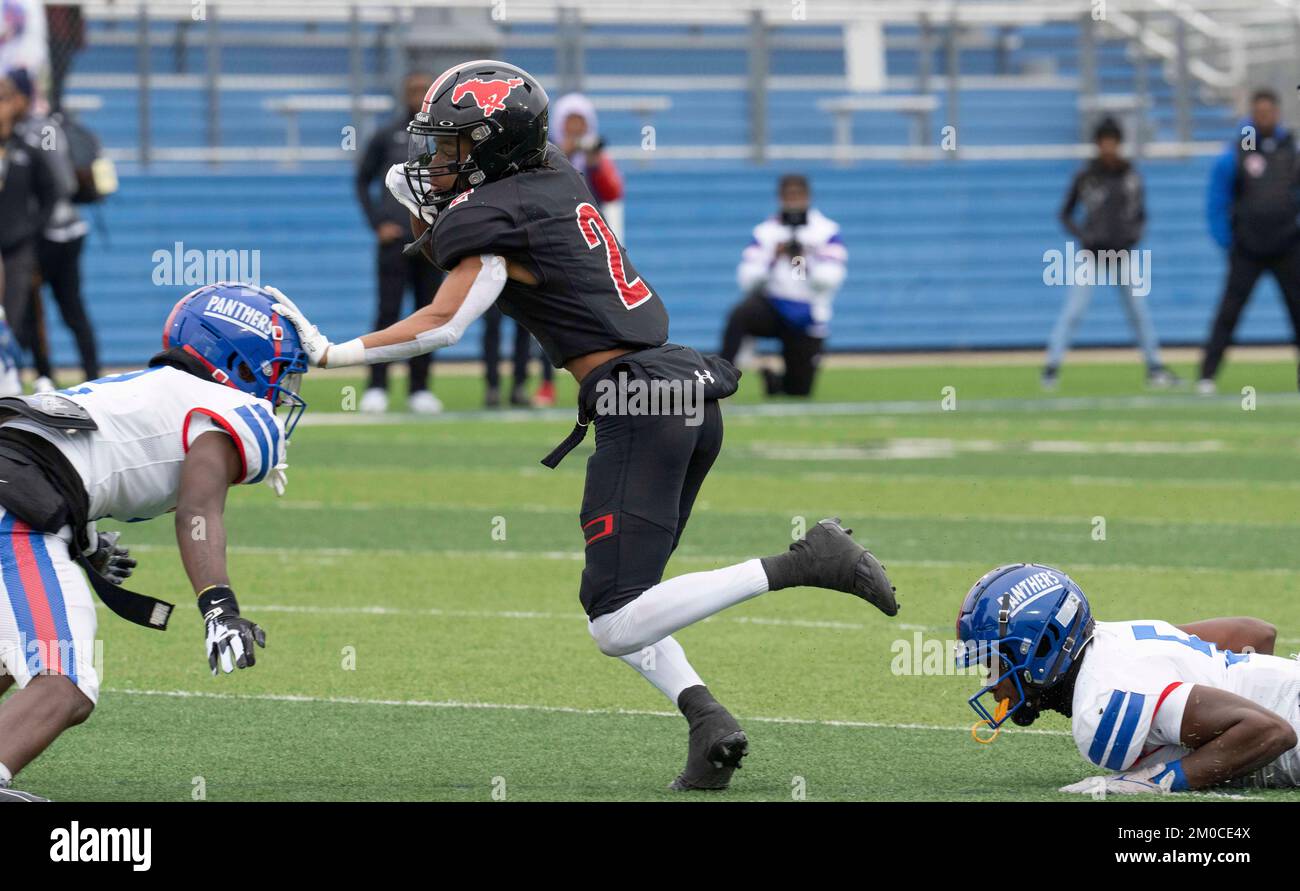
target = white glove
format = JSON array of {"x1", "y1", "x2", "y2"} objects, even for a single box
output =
[
  {"x1": 265, "y1": 461, "x2": 288, "y2": 497},
  {"x1": 1059, "y1": 762, "x2": 1179, "y2": 797},
  {"x1": 386, "y1": 163, "x2": 437, "y2": 225},
  {"x1": 267, "y1": 285, "x2": 333, "y2": 368}
]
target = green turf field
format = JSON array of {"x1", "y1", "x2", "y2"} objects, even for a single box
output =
[{"x1": 18, "y1": 356, "x2": 1300, "y2": 801}]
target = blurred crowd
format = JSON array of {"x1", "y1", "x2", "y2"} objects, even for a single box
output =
[
  {"x1": 1, "y1": 1, "x2": 100, "y2": 397},
  {"x1": 3, "y1": 0, "x2": 1300, "y2": 403},
  {"x1": 1043, "y1": 88, "x2": 1300, "y2": 393}
]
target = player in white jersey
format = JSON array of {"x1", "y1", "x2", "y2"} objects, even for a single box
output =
[
  {"x1": 0, "y1": 282, "x2": 309, "y2": 802},
  {"x1": 955, "y1": 564, "x2": 1300, "y2": 795}
]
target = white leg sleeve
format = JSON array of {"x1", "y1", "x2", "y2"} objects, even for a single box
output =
[
  {"x1": 588, "y1": 558, "x2": 769, "y2": 657},
  {"x1": 615, "y1": 635, "x2": 704, "y2": 706}
]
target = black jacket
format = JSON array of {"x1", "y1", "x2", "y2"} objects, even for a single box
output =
[
  {"x1": 355, "y1": 114, "x2": 416, "y2": 231},
  {"x1": 1231, "y1": 128, "x2": 1300, "y2": 257},
  {"x1": 1059, "y1": 158, "x2": 1145, "y2": 252},
  {"x1": 0, "y1": 131, "x2": 59, "y2": 253}
]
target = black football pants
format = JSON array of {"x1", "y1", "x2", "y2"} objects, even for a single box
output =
[{"x1": 579, "y1": 400, "x2": 723, "y2": 620}]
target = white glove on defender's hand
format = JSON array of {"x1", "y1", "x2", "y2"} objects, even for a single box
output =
[
  {"x1": 386, "y1": 163, "x2": 437, "y2": 225},
  {"x1": 1059, "y1": 762, "x2": 1178, "y2": 797},
  {"x1": 267, "y1": 286, "x2": 333, "y2": 368}
]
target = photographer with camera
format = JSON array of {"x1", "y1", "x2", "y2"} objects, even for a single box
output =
[{"x1": 720, "y1": 174, "x2": 846, "y2": 397}]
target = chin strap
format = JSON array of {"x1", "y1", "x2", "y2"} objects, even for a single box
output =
[{"x1": 402, "y1": 227, "x2": 433, "y2": 259}]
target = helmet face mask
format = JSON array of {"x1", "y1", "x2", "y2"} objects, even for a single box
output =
[
  {"x1": 402, "y1": 60, "x2": 549, "y2": 210},
  {"x1": 404, "y1": 124, "x2": 484, "y2": 209},
  {"x1": 954, "y1": 563, "x2": 1095, "y2": 730},
  {"x1": 163, "y1": 282, "x2": 311, "y2": 437}
]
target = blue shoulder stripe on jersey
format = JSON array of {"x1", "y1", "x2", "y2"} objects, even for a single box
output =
[
  {"x1": 249, "y1": 403, "x2": 280, "y2": 468},
  {"x1": 1105, "y1": 692, "x2": 1147, "y2": 770},
  {"x1": 233, "y1": 405, "x2": 270, "y2": 484},
  {"x1": 1088, "y1": 690, "x2": 1126, "y2": 765}
]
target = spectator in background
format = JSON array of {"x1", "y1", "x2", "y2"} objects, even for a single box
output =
[
  {"x1": 1044, "y1": 117, "x2": 1177, "y2": 390},
  {"x1": 518, "y1": 91, "x2": 628, "y2": 408},
  {"x1": 551, "y1": 91, "x2": 625, "y2": 235},
  {"x1": 10, "y1": 66, "x2": 97, "y2": 385},
  {"x1": 42, "y1": 3, "x2": 81, "y2": 112},
  {"x1": 0, "y1": 0, "x2": 46, "y2": 92},
  {"x1": 720, "y1": 174, "x2": 846, "y2": 397},
  {"x1": 354, "y1": 70, "x2": 443, "y2": 414},
  {"x1": 481, "y1": 305, "x2": 532, "y2": 408},
  {"x1": 0, "y1": 70, "x2": 56, "y2": 393},
  {"x1": 1197, "y1": 88, "x2": 1300, "y2": 394}
]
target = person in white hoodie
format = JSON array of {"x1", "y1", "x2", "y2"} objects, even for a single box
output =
[{"x1": 720, "y1": 174, "x2": 847, "y2": 396}]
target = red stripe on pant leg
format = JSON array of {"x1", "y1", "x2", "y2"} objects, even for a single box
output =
[
  {"x1": 10, "y1": 523, "x2": 61, "y2": 675},
  {"x1": 584, "y1": 513, "x2": 615, "y2": 546}
]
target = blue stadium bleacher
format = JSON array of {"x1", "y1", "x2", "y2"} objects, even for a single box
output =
[{"x1": 48, "y1": 16, "x2": 1271, "y2": 369}]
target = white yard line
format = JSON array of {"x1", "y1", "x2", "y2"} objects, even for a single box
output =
[
  {"x1": 297, "y1": 391, "x2": 1295, "y2": 428},
  {"x1": 125, "y1": 542, "x2": 1300, "y2": 578},
  {"x1": 93, "y1": 687, "x2": 1269, "y2": 799},
  {"x1": 101, "y1": 685, "x2": 1070, "y2": 737},
  {"x1": 264, "y1": 498, "x2": 1300, "y2": 531}
]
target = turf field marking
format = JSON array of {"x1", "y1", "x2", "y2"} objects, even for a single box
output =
[
  {"x1": 127, "y1": 542, "x2": 1300, "y2": 576},
  {"x1": 103, "y1": 685, "x2": 1070, "y2": 737},
  {"x1": 298, "y1": 392, "x2": 1296, "y2": 428},
  {"x1": 749, "y1": 438, "x2": 1226, "y2": 462},
  {"x1": 238, "y1": 602, "x2": 926, "y2": 634},
  {"x1": 92, "y1": 688, "x2": 1271, "y2": 799},
  {"x1": 265, "y1": 498, "x2": 1300, "y2": 531}
]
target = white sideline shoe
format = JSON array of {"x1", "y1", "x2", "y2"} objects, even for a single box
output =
[
  {"x1": 408, "y1": 390, "x2": 443, "y2": 415},
  {"x1": 359, "y1": 387, "x2": 389, "y2": 413}
]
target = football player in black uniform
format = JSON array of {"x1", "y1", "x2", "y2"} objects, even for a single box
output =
[{"x1": 273, "y1": 60, "x2": 899, "y2": 791}]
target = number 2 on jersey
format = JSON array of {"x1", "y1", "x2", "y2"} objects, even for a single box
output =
[{"x1": 575, "y1": 202, "x2": 653, "y2": 310}]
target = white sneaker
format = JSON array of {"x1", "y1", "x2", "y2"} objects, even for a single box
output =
[
  {"x1": 32, "y1": 376, "x2": 56, "y2": 394},
  {"x1": 359, "y1": 387, "x2": 389, "y2": 413},
  {"x1": 1195, "y1": 378, "x2": 1216, "y2": 396},
  {"x1": 408, "y1": 390, "x2": 443, "y2": 415},
  {"x1": 0, "y1": 365, "x2": 20, "y2": 398}
]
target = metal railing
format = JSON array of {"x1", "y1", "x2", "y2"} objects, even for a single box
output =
[{"x1": 73, "y1": 0, "x2": 1262, "y2": 167}]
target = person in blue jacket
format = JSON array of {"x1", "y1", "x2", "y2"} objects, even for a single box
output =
[{"x1": 1197, "y1": 89, "x2": 1300, "y2": 393}]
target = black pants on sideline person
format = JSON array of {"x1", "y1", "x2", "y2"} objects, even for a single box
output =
[
  {"x1": 720, "y1": 291, "x2": 824, "y2": 397},
  {"x1": 0, "y1": 241, "x2": 45, "y2": 377},
  {"x1": 369, "y1": 240, "x2": 441, "y2": 393},
  {"x1": 1199, "y1": 241, "x2": 1300, "y2": 380},
  {"x1": 36, "y1": 236, "x2": 99, "y2": 382},
  {"x1": 482, "y1": 305, "x2": 531, "y2": 389}
]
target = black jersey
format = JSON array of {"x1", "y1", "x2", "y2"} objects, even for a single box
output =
[{"x1": 429, "y1": 146, "x2": 669, "y2": 366}]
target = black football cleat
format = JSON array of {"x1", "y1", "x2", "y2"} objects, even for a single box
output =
[
  {"x1": 761, "y1": 517, "x2": 899, "y2": 616},
  {"x1": 0, "y1": 787, "x2": 49, "y2": 802},
  {"x1": 669, "y1": 686, "x2": 749, "y2": 792}
]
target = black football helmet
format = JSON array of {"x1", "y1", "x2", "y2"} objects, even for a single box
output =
[{"x1": 403, "y1": 59, "x2": 550, "y2": 210}]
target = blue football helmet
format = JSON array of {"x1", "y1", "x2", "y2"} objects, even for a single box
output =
[
  {"x1": 163, "y1": 282, "x2": 309, "y2": 436},
  {"x1": 954, "y1": 563, "x2": 1095, "y2": 729}
]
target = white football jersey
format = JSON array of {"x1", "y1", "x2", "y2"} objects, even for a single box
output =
[
  {"x1": 1072, "y1": 620, "x2": 1300, "y2": 772},
  {"x1": 4, "y1": 365, "x2": 287, "y2": 522}
]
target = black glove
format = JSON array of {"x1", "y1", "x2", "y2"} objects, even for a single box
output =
[
  {"x1": 198, "y1": 586, "x2": 266, "y2": 676},
  {"x1": 88, "y1": 531, "x2": 137, "y2": 585}
]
